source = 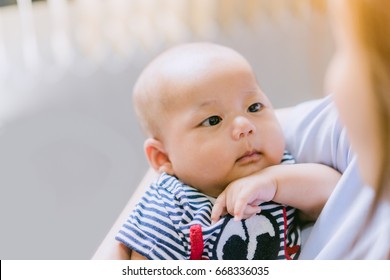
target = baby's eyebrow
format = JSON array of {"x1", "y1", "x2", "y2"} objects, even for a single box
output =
[
  {"x1": 243, "y1": 89, "x2": 261, "y2": 97},
  {"x1": 196, "y1": 99, "x2": 218, "y2": 109},
  {"x1": 189, "y1": 100, "x2": 218, "y2": 120}
]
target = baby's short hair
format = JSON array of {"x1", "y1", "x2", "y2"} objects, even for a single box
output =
[{"x1": 133, "y1": 42, "x2": 252, "y2": 138}]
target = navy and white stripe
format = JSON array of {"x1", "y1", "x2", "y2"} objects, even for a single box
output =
[{"x1": 116, "y1": 151, "x2": 301, "y2": 259}]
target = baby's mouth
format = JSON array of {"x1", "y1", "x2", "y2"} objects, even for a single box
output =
[{"x1": 236, "y1": 150, "x2": 261, "y2": 164}]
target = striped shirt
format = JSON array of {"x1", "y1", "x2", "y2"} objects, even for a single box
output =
[{"x1": 116, "y1": 152, "x2": 301, "y2": 259}]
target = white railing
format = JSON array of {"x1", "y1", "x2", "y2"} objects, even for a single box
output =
[
  {"x1": 0, "y1": 0, "x2": 328, "y2": 120},
  {"x1": 0, "y1": 0, "x2": 325, "y2": 79}
]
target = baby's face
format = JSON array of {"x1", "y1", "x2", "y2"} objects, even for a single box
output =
[{"x1": 160, "y1": 61, "x2": 285, "y2": 197}]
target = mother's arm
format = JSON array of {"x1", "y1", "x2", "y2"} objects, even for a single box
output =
[
  {"x1": 91, "y1": 168, "x2": 157, "y2": 259},
  {"x1": 279, "y1": 96, "x2": 351, "y2": 172}
]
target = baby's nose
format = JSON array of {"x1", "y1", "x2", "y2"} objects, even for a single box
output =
[{"x1": 232, "y1": 116, "x2": 256, "y2": 140}]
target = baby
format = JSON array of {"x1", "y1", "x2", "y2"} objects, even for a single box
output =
[{"x1": 116, "y1": 42, "x2": 339, "y2": 260}]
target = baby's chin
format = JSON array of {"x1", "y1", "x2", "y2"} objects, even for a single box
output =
[
  {"x1": 233, "y1": 164, "x2": 265, "y2": 179},
  {"x1": 189, "y1": 164, "x2": 268, "y2": 198}
]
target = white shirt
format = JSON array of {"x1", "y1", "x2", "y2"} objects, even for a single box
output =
[{"x1": 282, "y1": 96, "x2": 390, "y2": 259}]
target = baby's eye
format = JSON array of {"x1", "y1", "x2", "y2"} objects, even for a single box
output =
[
  {"x1": 201, "y1": 115, "x2": 222, "y2": 127},
  {"x1": 248, "y1": 102, "x2": 264, "y2": 113}
]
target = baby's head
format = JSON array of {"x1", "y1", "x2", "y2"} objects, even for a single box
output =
[{"x1": 134, "y1": 42, "x2": 285, "y2": 197}]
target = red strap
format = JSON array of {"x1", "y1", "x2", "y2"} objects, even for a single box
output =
[
  {"x1": 190, "y1": 224, "x2": 204, "y2": 260},
  {"x1": 286, "y1": 245, "x2": 300, "y2": 256},
  {"x1": 283, "y1": 207, "x2": 300, "y2": 260}
]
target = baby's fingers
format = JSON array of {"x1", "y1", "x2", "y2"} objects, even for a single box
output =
[
  {"x1": 234, "y1": 205, "x2": 261, "y2": 221},
  {"x1": 211, "y1": 192, "x2": 227, "y2": 223},
  {"x1": 242, "y1": 205, "x2": 261, "y2": 219}
]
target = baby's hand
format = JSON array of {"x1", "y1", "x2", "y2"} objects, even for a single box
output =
[{"x1": 211, "y1": 171, "x2": 277, "y2": 223}]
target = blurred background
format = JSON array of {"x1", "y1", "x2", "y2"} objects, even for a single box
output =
[{"x1": 0, "y1": 0, "x2": 332, "y2": 259}]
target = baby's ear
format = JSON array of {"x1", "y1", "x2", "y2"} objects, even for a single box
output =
[{"x1": 144, "y1": 138, "x2": 174, "y2": 175}]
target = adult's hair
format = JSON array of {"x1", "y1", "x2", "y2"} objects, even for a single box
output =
[{"x1": 347, "y1": 0, "x2": 390, "y2": 201}]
